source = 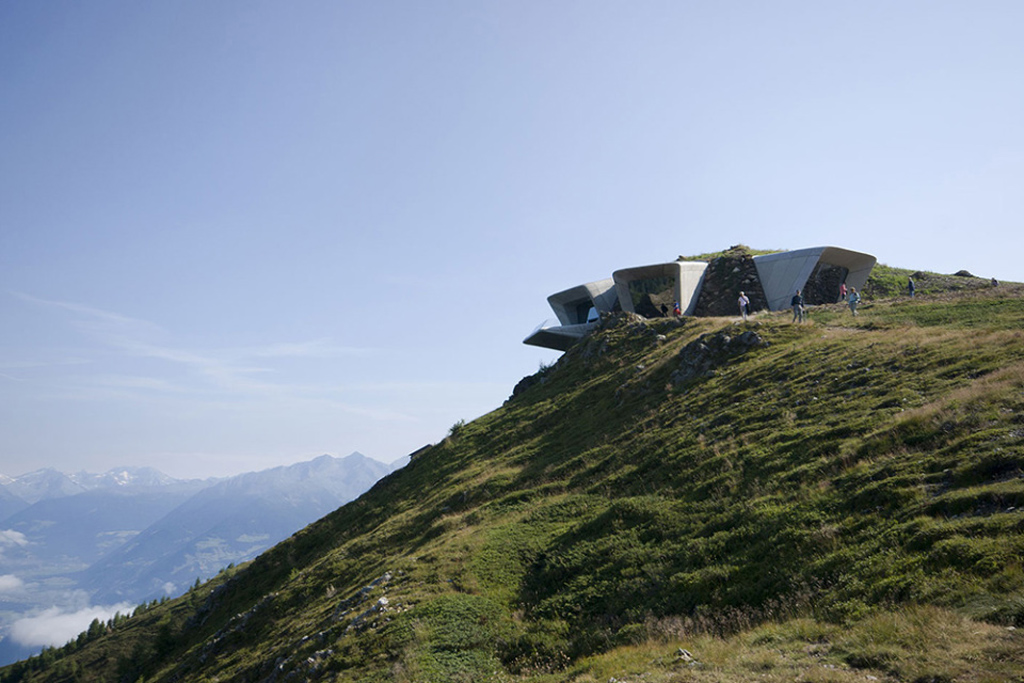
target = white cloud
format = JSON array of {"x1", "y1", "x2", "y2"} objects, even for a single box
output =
[
  {"x1": 9, "y1": 603, "x2": 135, "y2": 648},
  {"x1": 0, "y1": 574, "x2": 24, "y2": 592},
  {"x1": 13, "y1": 292, "x2": 375, "y2": 398},
  {"x1": 0, "y1": 529, "x2": 29, "y2": 549}
]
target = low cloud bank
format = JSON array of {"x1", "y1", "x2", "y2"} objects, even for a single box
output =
[{"x1": 9, "y1": 603, "x2": 135, "y2": 648}]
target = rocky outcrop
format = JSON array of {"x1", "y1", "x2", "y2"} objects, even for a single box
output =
[
  {"x1": 803, "y1": 262, "x2": 848, "y2": 304},
  {"x1": 690, "y1": 246, "x2": 768, "y2": 317},
  {"x1": 671, "y1": 329, "x2": 767, "y2": 386}
]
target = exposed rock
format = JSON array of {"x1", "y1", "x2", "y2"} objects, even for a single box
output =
[
  {"x1": 803, "y1": 262, "x2": 848, "y2": 304},
  {"x1": 671, "y1": 330, "x2": 767, "y2": 386},
  {"x1": 954, "y1": 269, "x2": 975, "y2": 277},
  {"x1": 332, "y1": 572, "x2": 392, "y2": 621},
  {"x1": 346, "y1": 596, "x2": 390, "y2": 633},
  {"x1": 691, "y1": 246, "x2": 768, "y2": 317},
  {"x1": 508, "y1": 364, "x2": 557, "y2": 402}
]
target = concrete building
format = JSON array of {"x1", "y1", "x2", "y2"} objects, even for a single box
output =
[
  {"x1": 754, "y1": 246, "x2": 876, "y2": 312},
  {"x1": 613, "y1": 261, "x2": 708, "y2": 318},
  {"x1": 524, "y1": 279, "x2": 618, "y2": 352},
  {"x1": 524, "y1": 246, "x2": 875, "y2": 351}
]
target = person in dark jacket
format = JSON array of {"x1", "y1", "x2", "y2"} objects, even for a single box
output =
[{"x1": 791, "y1": 290, "x2": 805, "y2": 323}]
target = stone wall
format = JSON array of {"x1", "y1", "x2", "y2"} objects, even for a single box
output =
[
  {"x1": 691, "y1": 249, "x2": 768, "y2": 317},
  {"x1": 803, "y1": 263, "x2": 848, "y2": 304}
]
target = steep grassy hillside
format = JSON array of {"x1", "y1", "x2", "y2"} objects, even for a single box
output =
[{"x1": 5, "y1": 280, "x2": 1024, "y2": 683}]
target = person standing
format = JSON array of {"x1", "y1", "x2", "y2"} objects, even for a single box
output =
[
  {"x1": 848, "y1": 286, "x2": 861, "y2": 316},
  {"x1": 738, "y1": 291, "x2": 750, "y2": 321},
  {"x1": 791, "y1": 290, "x2": 805, "y2": 323},
  {"x1": 908, "y1": 277, "x2": 915, "y2": 298},
  {"x1": 839, "y1": 282, "x2": 848, "y2": 303}
]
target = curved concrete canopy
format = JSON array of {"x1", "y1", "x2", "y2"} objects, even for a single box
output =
[{"x1": 753, "y1": 246, "x2": 876, "y2": 311}]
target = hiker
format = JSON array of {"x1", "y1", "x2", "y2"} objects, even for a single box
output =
[
  {"x1": 660, "y1": 303, "x2": 669, "y2": 317},
  {"x1": 791, "y1": 290, "x2": 805, "y2": 323},
  {"x1": 738, "y1": 291, "x2": 750, "y2": 321},
  {"x1": 908, "y1": 277, "x2": 915, "y2": 298},
  {"x1": 992, "y1": 277, "x2": 999, "y2": 287},
  {"x1": 839, "y1": 282, "x2": 848, "y2": 303},
  {"x1": 673, "y1": 302, "x2": 681, "y2": 316},
  {"x1": 847, "y1": 286, "x2": 861, "y2": 316}
]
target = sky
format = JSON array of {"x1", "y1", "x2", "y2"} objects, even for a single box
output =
[{"x1": 2, "y1": 1, "x2": 1023, "y2": 480}]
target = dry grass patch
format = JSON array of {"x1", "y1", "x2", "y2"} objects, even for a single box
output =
[{"x1": 532, "y1": 609, "x2": 1024, "y2": 683}]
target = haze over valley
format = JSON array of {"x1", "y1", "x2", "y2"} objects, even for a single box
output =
[{"x1": 0, "y1": 453, "x2": 401, "y2": 665}]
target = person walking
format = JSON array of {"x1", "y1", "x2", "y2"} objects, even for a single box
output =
[
  {"x1": 738, "y1": 291, "x2": 750, "y2": 321},
  {"x1": 791, "y1": 290, "x2": 805, "y2": 323},
  {"x1": 908, "y1": 277, "x2": 915, "y2": 298},
  {"x1": 847, "y1": 286, "x2": 861, "y2": 316}
]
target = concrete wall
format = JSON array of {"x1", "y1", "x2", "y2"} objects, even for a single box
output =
[
  {"x1": 753, "y1": 248, "x2": 825, "y2": 311},
  {"x1": 612, "y1": 261, "x2": 707, "y2": 316},
  {"x1": 547, "y1": 278, "x2": 617, "y2": 326},
  {"x1": 753, "y1": 247, "x2": 876, "y2": 311}
]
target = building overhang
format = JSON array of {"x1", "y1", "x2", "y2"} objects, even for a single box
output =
[
  {"x1": 547, "y1": 278, "x2": 617, "y2": 326},
  {"x1": 523, "y1": 321, "x2": 594, "y2": 351}
]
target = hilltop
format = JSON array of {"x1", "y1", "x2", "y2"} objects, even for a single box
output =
[{"x1": 4, "y1": 270, "x2": 1024, "y2": 682}]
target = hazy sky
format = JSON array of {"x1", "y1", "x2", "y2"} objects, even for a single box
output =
[{"x1": 2, "y1": 1, "x2": 1022, "y2": 479}]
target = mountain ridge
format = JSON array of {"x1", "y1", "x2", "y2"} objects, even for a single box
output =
[
  {"x1": 78, "y1": 452, "x2": 395, "y2": 604},
  {"x1": 0, "y1": 453, "x2": 399, "y2": 668},
  {"x1": 5, "y1": 271, "x2": 1024, "y2": 682}
]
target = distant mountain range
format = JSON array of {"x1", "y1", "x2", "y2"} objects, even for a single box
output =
[
  {"x1": 79, "y1": 454, "x2": 400, "y2": 603},
  {"x1": 0, "y1": 453, "x2": 404, "y2": 666},
  {"x1": 1, "y1": 466, "x2": 191, "y2": 507}
]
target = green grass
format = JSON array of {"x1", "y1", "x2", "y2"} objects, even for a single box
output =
[
  {"x1": 681, "y1": 243, "x2": 784, "y2": 261},
  {"x1": 6, "y1": 283, "x2": 1024, "y2": 683}
]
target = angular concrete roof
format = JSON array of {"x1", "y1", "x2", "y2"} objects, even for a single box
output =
[
  {"x1": 523, "y1": 320, "x2": 592, "y2": 351},
  {"x1": 547, "y1": 278, "x2": 618, "y2": 326}
]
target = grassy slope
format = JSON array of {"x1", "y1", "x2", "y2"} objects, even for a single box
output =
[{"x1": 5, "y1": 278, "x2": 1024, "y2": 683}]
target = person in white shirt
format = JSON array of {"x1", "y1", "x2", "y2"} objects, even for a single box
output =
[{"x1": 847, "y1": 287, "x2": 861, "y2": 316}]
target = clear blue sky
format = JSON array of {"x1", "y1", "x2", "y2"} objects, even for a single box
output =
[{"x1": 3, "y1": 1, "x2": 1022, "y2": 479}]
